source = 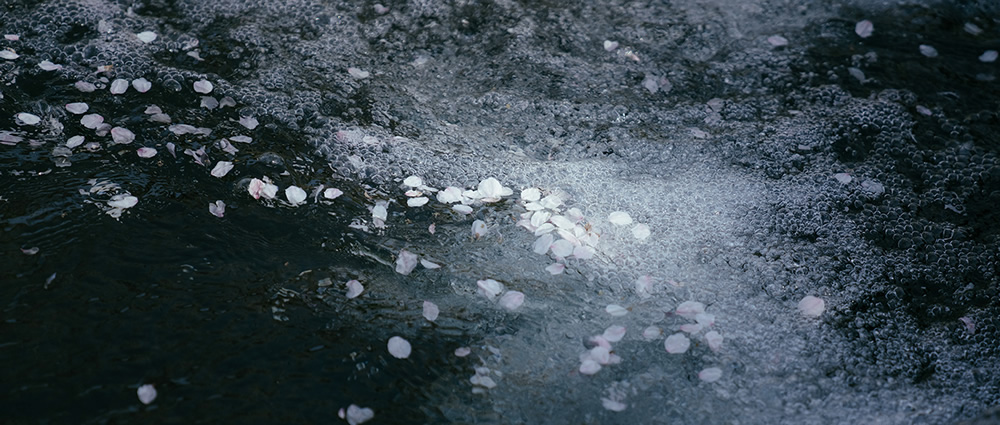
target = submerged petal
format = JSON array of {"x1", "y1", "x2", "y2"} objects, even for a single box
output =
[{"x1": 422, "y1": 301, "x2": 440, "y2": 321}]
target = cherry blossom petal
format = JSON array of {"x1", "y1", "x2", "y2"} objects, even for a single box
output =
[
  {"x1": 345, "y1": 405, "x2": 374, "y2": 425},
  {"x1": 476, "y1": 279, "x2": 504, "y2": 300},
  {"x1": 579, "y1": 359, "x2": 601, "y2": 375},
  {"x1": 209, "y1": 200, "x2": 225, "y2": 218},
  {"x1": 605, "y1": 304, "x2": 628, "y2": 317},
  {"x1": 348, "y1": 67, "x2": 370, "y2": 79},
  {"x1": 38, "y1": 60, "x2": 62, "y2": 71},
  {"x1": 21, "y1": 247, "x2": 39, "y2": 255},
  {"x1": 589, "y1": 346, "x2": 611, "y2": 364},
  {"x1": 15, "y1": 113, "x2": 40, "y2": 125},
  {"x1": 705, "y1": 330, "x2": 723, "y2": 352},
  {"x1": 372, "y1": 203, "x2": 388, "y2": 221},
  {"x1": 66, "y1": 136, "x2": 85, "y2": 149},
  {"x1": 436, "y1": 186, "x2": 464, "y2": 203},
  {"x1": 422, "y1": 301, "x2": 439, "y2": 321},
  {"x1": 453, "y1": 204, "x2": 473, "y2": 214},
  {"x1": 635, "y1": 275, "x2": 654, "y2": 298},
  {"x1": 603, "y1": 40, "x2": 619, "y2": 51},
  {"x1": 137, "y1": 384, "x2": 157, "y2": 404},
  {"x1": 959, "y1": 317, "x2": 976, "y2": 334},
  {"x1": 239, "y1": 116, "x2": 259, "y2": 130},
  {"x1": 210, "y1": 161, "x2": 234, "y2": 178},
  {"x1": 520, "y1": 187, "x2": 540, "y2": 202},
  {"x1": 631, "y1": 223, "x2": 651, "y2": 240},
  {"x1": 420, "y1": 259, "x2": 440, "y2": 269},
  {"x1": 539, "y1": 194, "x2": 562, "y2": 210},
  {"x1": 193, "y1": 79, "x2": 213, "y2": 94},
  {"x1": 550, "y1": 239, "x2": 574, "y2": 257},
  {"x1": 428, "y1": 223, "x2": 436, "y2": 234},
  {"x1": 285, "y1": 186, "x2": 307, "y2": 205},
  {"x1": 498, "y1": 291, "x2": 525, "y2": 311},
  {"x1": 387, "y1": 336, "x2": 411, "y2": 359},
  {"x1": 472, "y1": 220, "x2": 487, "y2": 237},
  {"x1": 602, "y1": 325, "x2": 626, "y2": 343},
  {"x1": 979, "y1": 50, "x2": 998, "y2": 63},
  {"x1": 767, "y1": 35, "x2": 788, "y2": 46},
  {"x1": 110, "y1": 127, "x2": 135, "y2": 144},
  {"x1": 679, "y1": 323, "x2": 703, "y2": 334},
  {"x1": 260, "y1": 182, "x2": 278, "y2": 199},
  {"x1": 454, "y1": 347, "x2": 471, "y2": 357},
  {"x1": 346, "y1": 279, "x2": 364, "y2": 299},
  {"x1": 919, "y1": 44, "x2": 938, "y2": 58},
  {"x1": 108, "y1": 194, "x2": 139, "y2": 209},
  {"x1": 545, "y1": 263, "x2": 565, "y2": 275},
  {"x1": 201, "y1": 96, "x2": 219, "y2": 109},
  {"x1": 608, "y1": 211, "x2": 632, "y2": 225},
  {"x1": 601, "y1": 398, "x2": 626, "y2": 412},
  {"x1": 477, "y1": 177, "x2": 511, "y2": 201},
  {"x1": 323, "y1": 188, "x2": 343, "y2": 199},
  {"x1": 855, "y1": 20, "x2": 873, "y2": 38},
  {"x1": 676, "y1": 301, "x2": 705, "y2": 319},
  {"x1": 65, "y1": 102, "x2": 89, "y2": 114},
  {"x1": 407, "y1": 196, "x2": 429, "y2": 207},
  {"x1": 798, "y1": 295, "x2": 825, "y2": 318},
  {"x1": 137, "y1": 147, "x2": 157, "y2": 158},
  {"x1": 403, "y1": 175, "x2": 423, "y2": 187},
  {"x1": 136, "y1": 31, "x2": 157, "y2": 43},
  {"x1": 0, "y1": 49, "x2": 19, "y2": 60},
  {"x1": 533, "y1": 234, "x2": 554, "y2": 255},
  {"x1": 571, "y1": 245, "x2": 594, "y2": 260},
  {"x1": 110, "y1": 79, "x2": 128, "y2": 94},
  {"x1": 132, "y1": 78, "x2": 152, "y2": 93},
  {"x1": 75, "y1": 81, "x2": 97, "y2": 92},
  {"x1": 395, "y1": 250, "x2": 418, "y2": 275},
  {"x1": 698, "y1": 367, "x2": 723, "y2": 383},
  {"x1": 664, "y1": 333, "x2": 690, "y2": 354},
  {"x1": 248, "y1": 178, "x2": 264, "y2": 199},
  {"x1": 642, "y1": 326, "x2": 661, "y2": 340}
]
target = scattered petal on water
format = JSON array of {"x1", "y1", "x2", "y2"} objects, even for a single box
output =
[
  {"x1": 395, "y1": 250, "x2": 418, "y2": 275},
  {"x1": 111, "y1": 127, "x2": 135, "y2": 144},
  {"x1": 193, "y1": 79, "x2": 213, "y2": 94},
  {"x1": 642, "y1": 326, "x2": 662, "y2": 340},
  {"x1": 603, "y1": 40, "x2": 619, "y2": 51},
  {"x1": 110, "y1": 79, "x2": 129, "y2": 94},
  {"x1": 454, "y1": 347, "x2": 471, "y2": 357},
  {"x1": 437, "y1": 186, "x2": 464, "y2": 203},
  {"x1": 387, "y1": 336, "x2": 411, "y2": 359},
  {"x1": 855, "y1": 20, "x2": 874, "y2": 38},
  {"x1": 705, "y1": 330, "x2": 724, "y2": 352},
  {"x1": 601, "y1": 398, "x2": 627, "y2": 412},
  {"x1": 631, "y1": 223, "x2": 650, "y2": 240},
  {"x1": 345, "y1": 279, "x2": 364, "y2": 299},
  {"x1": 965, "y1": 22, "x2": 983, "y2": 35},
  {"x1": 285, "y1": 186, "x2": 307, "y2": 205},
  {"x1": 602, "y1": 325, "x2": 626, "y2": 342},
  {"x1": 422, "y1": 301, "x2": 440, "y2": 321},
  {"x1": 229, "y1": 135, "x2": 252, "y2": 143},
  {"x1": 239, "y1": 116, "x2": 259, "y2": 129},
  {"x1": 959, "y1": 317, "x2": 976, "y2": 334},
  {"x1": 210, "y1": 161, "x2": 234, "y2": 178},
  {"x1": 81, "y1": 114, "x2": 103, "y2": 129},
  {"x1": 453, "y1": 204, "x2": 473, "y2": 214},
  {"x1": 834, "y1": 173, "x2": 853, "y2": 184},
  {"x1": 477, "y1": 279, "x2": 504, "y2": 300},
  {"x1": 136, "y1": 31, "x2": 157, "y2": 43},
  {"x1": 16, "y1": 113, "x2": 40, "y2": 125},
  {"x1": 403, "y1": 175, "x2": 423, "y2": 187},
  {"x1": 915, "y1": 105, "x2": 932, "y2": 116},
  {"x1": 201, "y1": 96, "x2": 219, "y2": 109},
  {"x1": 699, "y1": 367, "x2": 723, "y2": 383},
  {"x1": 407, "y1": 196, "x2": 429, "y2": 207},
  {"x1": 323, "y1": 188, "x2": 343, "y2": 199},
  {"x1": 65, "y1": 102, "x2": 89, "y2": 114},
  {"x1": 605, "y1": 304, "x2": 628, "y2": 317},
  {"x1": 550, "y1": 239, "x2": 574, "y2": 257},
  {"x1": 472, "y1": 220, "x2": 487, "y2": 237},
  {"x1": 919, "y1": 44, "x2": 938, "y2": 58},
  {"x1": 608, "y1": 211, "x2": 632, "y2": 226},
  {"x1": 108, "y1": 194, "x2": 139, "y2": 209},
  {"x1": 520, "y1": 187, "x2": 541, "y2": 202},
  {"x1": 979, "y1": 50, "x2": 998, "y2": 63},
  {"x1": 248, "y1": 178, "x2": 265, "y2": 199},
  {"x1": 572, "y1": 245, "x2": 594, "y2": 260},
  {"x1": 39, "y1": 60, "x2": 62, "y2": 71},
  {"x1": 374, "y1": 3, "x2": 389, "y2": 14},
  {"x1": 137, "y1": 384, "x2": 157, "y2": 404},
  {"x1": 664, "y1": 333, "x2": 690, "y2": 354},
  {"x1": 498, "y1": 291, "x2": 525, "y2": 311},
  {"x1": 21, "y1": 247, "x2": 39, "y2": 255},
  {"x1": 345, "y1": 404, "x2": 375, "y2": 425},
  {"x1": 477, "y1": 177, "x2": 512, "y2": 202},
  {"x1": 579, "y1": 359, "x2": 601, "y2": 375},
  {"x1": 533, "y1": 233, "x2": 554, "y2": 255},
  {"x1": 348, "y1": 67, "x2": 370, "y2": 79},
  {"x1": 75, "y1": 81, "x2": 97, "y2": 92},
  {"x1": 209, "y1": 200, "x2": 225, "y2": 218},
  {"x1": 137, "y1": 147, "x2": 157, "y2": 158},
  {"x1": 798, "y1": 295, "x2": 825, "y2": 318},
  {"x1": 545, "y1": 263, "x2": 565, "y2": 275},
  {"x1": 420, "y1": 259, "x2": 440, "y2": 269},
  {"x1": 220, "y1": 97, "x2": 236, "y2": 107},
  {"x1": 0, "y1": 49, "x2": 19, "y2": 60},
  {"x1": 3, "y1": 34, "x2": 17, "y2": 41},
  {"x1": 676, "y1": 301, "x2": 706, "y2": 319},
  {"x1": 767, "y1": 35, "x2": 788, "y2": 46},
  {"x1": 132, "y1": 78, "x2": 152, "y2": 92}
]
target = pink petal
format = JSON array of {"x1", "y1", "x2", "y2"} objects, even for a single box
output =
[
  {"x1": 248, "y1": 178, "x2": 264, "y2": 199},
  {"x1": 498, "y1": 291, "x2": 524, "y2": 311},
  {"x1": 65, "y1": 102, "x2": 89, "y2": 114},
  {"x1": 137, "y1": 384, "x2": 157, "y2": 404},
  {"x1": 209, "y1": 200, "x2": 225, "y2": 218},
  {"x1": 698, "y1": 367, "x2": 723, "y2": 383},
  {"x1": 550, "y1": 239, "x2": 574, "y2": 257},
  {"x1": 387, "y1": 336, "x2": 411, "y2": 359},
  {"x1": 110, "y1": 79, "x2": 129, "y2": 94},
  {"x1": 80, "y1": 114, "x2": 104, "y2": 129},
  {"x1": 323, "y1": 188, "x2": 343, "y2": 199},
  {"x1": 422, "y1": 301, "x2": 439, "y2": 321},
  {"x1": 395, "y1": 250, "x2": 419, "y2": 275},
  {"x1": 472, "y1": 220, "x2": 487, "y2": 237},
  {"x1": 345, "y1": 279, "x2": 364, "y2": 299},
  {"x1": 675, "y1": 301, "x2": 705, "y2": 319},
  {"x1": 608, "y1": 211, "x2": 632, "y2": 226},
  {"x1": 136, "y1": 147, "x2": 157, "y2": 158},
  {"x1": 798, "y1": 296, "x2": 825, "y2": 318},
  {"x1": 110, "y1": 127, "x2": 135, "y2": 144},
  {"x1": 602, "y1": 325, "x2": 626, "y2": 342},
  {"x1": 210, "y1": 161, "x2": 234, "y2": 178},
  {"x1": 193, "y1": 79, "x2": 213, "y2": 94},
  {"x1": 705, "y1": 330, "x2": 723, "y2": 352},
  {"x1": 642, "y1": 326, "x2": 661, "y2": 340},
  {"x1": 345, "y1": 404, "x2": 374, "y2": 425},
  {"x1": 579, "y1": 359, "x2": 601, "y2": 375},
  {"x1": 545, "y1": 263, "x2": 565, "y2": 275},
  {"x1": 959, "y1": 317, "x2": 976, "y2": 334},
  {"x1": 476, "y1": 279, "x2": 504, "y2": 299},
  {"x1": 533, "y1": 233, "x2": 554, "y2": 255},
  {"x1": 664, "y1": 333, "x2": 690, "y2": 354}
]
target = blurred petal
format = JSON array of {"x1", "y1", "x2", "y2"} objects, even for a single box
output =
[
  {"x1": 422, "y1": 301, "x2": 439, "y2": 321},
  {"x1": 387, "y1": 336, "x2": 411, "y2": 359}
]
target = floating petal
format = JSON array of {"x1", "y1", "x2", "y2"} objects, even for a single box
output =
[
  {"x1": 454, "y1": 347, "x2": 471, "y2": 357},
  {"x1": 422, "y1": 301, "x2": 439, "y2": 321},
  {"x1": 285, "y1": 186, "x2": 307, "y2": 205},
  {"x1": 193, "y1": 79, "x2": 213, "y2": 94},
  {"x1": 395, "y1": 250, "x2": 418, "y2": 275},
  {"x1": 699, "y1": 367, "x2": 723, "y2": 383},
  {"x1": 550, "y1": 239, "x2": 574, "y2": 257},
  {"x1": 676, "y1": 301, "x2": 705, "y2": 319},
  {"x1": 420, "y1": 259, "x2": 440, "y2": 269},
  {"x1": 403, "y1": 175, "x2": 423, "y2": 187},
  {"x1": 533, "y1": 234, "x2": 554, "y2": 255},
  {"x1": 407, "y1": 196, "x2": 429, "y2": 207},
  {"x1": 608, "y1": 211, "x2": 632, "y2": 225},
  {"x1": 38, "y1": 60, "x2": 62, "y2": 71},
  {"x1": 602, "y1": 325, "x2": 626, "y2": 343},
  {"x1": 210, "y1": 161, "x2": 234, "y2": 178},
  {"x1": 798, "y1": 295, "x2": 825, "y2": 318},
  {"x1": 453, "y1": 204, "x2": 473, "y2": 214},
  {"x1": 387, "y1": 336, "x2": 411, "y2": 359},
  {"x1": 248, "y1": 178, "x2": 264, "y2": 199},
  {"x1": 15, "y1": 113, "x2": 40, "y2": 125},
  {"x1": 345, "y1": 279, "x2": 364, "y2": 299},
  {"x1": 472, "y1": 220, "x2": 487, "y2": 237},
  {"x1": 631, "y1": 223, "x2": 650, "y2": 240},
  {"x1": 136, "y1": 147, "x2": 157, "y2": 158},
  {"x1": 605, "y1": 304, "x2": 628, "y2": 317},
  {"x1": 642, "y1": 326, "x2": 661, "y2": 340},
  {"x1": 345, "y1": 405, "x2": 374, "y2": 425},
  {"x1": 209, "y1": 200, "x2": 225, "y2": 218},
  {"x1": 348, "y1": 67, "x2": 370, "y2": 79},
  {"x1": 132, "y1": 78, "x2": 152, "y2": 92},
  {"x1": 855, "y1": 20, "x2": 874, "y2": 38},
  {"x1": 520, "y1": 187, "x2": 540, "y2": 202},
  {"x1": 545, "y1": 263, "x2": 565, "y2": 275},
  {"x1": 664, "y1": 333, "x2": 690, "y2": 354},
  {"x1": 601, "y1": 398, "x2": 627, "y2": 412},
  {"x1": 705, "y1": 330, "x2": 723, "y2": 352},
  {"x1": 767, "y1": 35, "x2": 788, "y2": 46},
  {"x1": 81, "y1": 114, "x2": 104, "y2": 129},
  {"x1": 108, "y1": 194, "x2": 138, "y2": 209},
  {"x1": 323, "y1": 188, "x2": 343, "y2": 199},
  {"x1": 979, "y1": 50, "x2": 998, "y2": 63},
  {"x1": 110, "y1": 79, "x2": 128, "y2": 94},
  {"x1": 66, "y1": 135, "x2": 85, "y2": 148},
  {"x1": 919, "y1": 44, "x2": 938, "y2": 58},
  {"x1": 75, "y1": 81, "x2": 97, "y2": 92},
  {"x1": 476, "y1": 279, "x2": 504, "y2": 299},
  {"x1": 111, "y1": 127, "x2": 135, "y2": 144},
  {"x1": 239, "y1": 116, "x2": 259, "y2": 130},
  {"x1": 437, "y1": 186, "x2": 464, "y2": 203},
  {"x1": 65, "y1": 102, "x2": 89, "y2": 114},
  {"x1": 579, "y1": 359, "x2": 601, "y2": 375},
  {"x1": 0, "y1": 49, "x2": 19, "y2": 60},
  {"x1": 137, "y1": 384, "x2": 157, "y2": 404},
  {"x1": 136, "y1": 31, "x2": 157, "y2": 43},
  {"x1": 498, "y1": 291, "x2": 524, "y2": 311}
]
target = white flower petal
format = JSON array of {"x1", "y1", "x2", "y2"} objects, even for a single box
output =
[
  {"x1": 698, "y1": 367, "x2": 723, "y2": 383},
  {"x1": 132, "y1": 78, "x2": 152, "y2": 93},
  {"x1": 545, "y1": 263, "x2": 565, "y2": 275},
  {"x1": 75, "y1": 81, "x2": 97, "y2": 92},
  {"x1": 476, "y1": 279, "x2": 504, "y2": 299},
  {"x1": 579, "y1": 359, "x2": 601, "y2": 375},
  {"x1": 209, "y1": 200, "x2": 225, "y2": 218},
  {"x1": 403, "y1": 175, "x2": 423, "y2": 187},
  {"x1": 798, "y1": 295, "x2": 825, "y2": 318},
  {"x1": 539, "y1": 194, "x2": 562, "y2": 210},
  {"x1": 437, "y1": 186, "x2": 465, "y2": 203},
  {"x1": 136, "y1": 31, "x2": 157, "y2": 43},
  {"x1": 603, "y1": 40, "x2": 619, "y2": 51},
  {"x1": 193, "y1": 79, "x2": 213, "y2": 94},
  {"x1": 65, "y1": 102, "x2": 89, "y2": 114},
  {"x1": 345, "y1": 279, "x2": 364, "y2": 299},
  {"x1": 387, "y1": 336, "x2": 411, "y2": 359},
  {"x1": 15, "y1": 112, "x2": 40, "y2": 125},
  {"x1": 571, "y1": 245, "x2": 594, "y2": 260},
  {"x1": 602, "y1": 325, "x2": 626, "y2": 343},
  {"x1": 372, "y1": 203, "x2": 388, "y2": 221},
  {"x1": 979, "y1": 50, "x2": 998, "y2": 63},
  {"x1": 472, "y1": 220, "x2": 487, "y2": 237},
  {"x1": 395, "y1": 250, "x2": 418, "y2": 275},
  {"x1": 348, "y1": 67, "x2": 370, "y2": 79},
  {"x1": 855, "y1": 20, "x2": 874, "y2": 38},
  {"x1": 608, "y1": 211, "x2": 632, "y2": 226},
  {"x1": 631, "y1": 223, "x2": 650, "y2": 240},
  {"x1": 454, "y1": 347, "x2": 471, "y2": 357},
  {"x1": 110, "y1": 127, "x2": 135, "y2": 144},
  {"x1": 136, "y1": 147, "x2": 157, "y2": 158},
  {"x1": 767, "y1": 35, "x2": 788, "y2": 46},
  {"x1": 601, "y1": 398, "x2": 627, "y2": 412},
  {"x1": 38, "y1": 60, "x2": 62, "y2": 71},
  {"x1": 420, "y1": 259, "x2": 440, "y2": 269},
  {"x1": 520, "y1": 187, "x2": 540, "y2": 202},
  {"x1": 676, "y1": 301, "x2": 705, "y2": 319},
  {"x1": 452, "y1": 204, "x2": 473, "y2": 214},
  {"x1": 705, "y1": 330, "x2": 723, "y2": 352},
  {"x1": 498, "y1": 291, "x2": 524, "y2": 311},
  {"x1": 66, "y1": 135, "x2": 85, "y2": 148},
  {"x1": 323, "y1": 188, "x2": 343, "y2": 199},
  {"x1": 239, "y1": 116, "x2": 259, "y2": 129},
  {"x1": 550, "y1": 239, "x2": 574, "y2": 257},
  {"x1": 0, "y1": 49, "x2": 19, "y2": 60},
  {"x1": 642, "y1": 326, "x2": 661, "y2": 340},
  {"x1": 137, "y1": 384, "x2": 157, "y2": 404},
  {"x1": 407, "y1": 196, "x2": 429, "y2": 207},
  {"x1": 210, "y1": 161, "x2": 234, "y2": 178},
  {"x1": 605, "y1": 304, "x2": 628, "y2": 317},
  {"x1": 664, "y1": 333, "x2": 690, "y2": 354},
  {"x1": 108, "y1": 194, "x2": 138, "y2": 209},
  {"x1": 422, "y1": 301, "x2": 439, "y2": 321},
  {"x1": 533, "y1": 233, "x2": 554, "y2": 255},
  {"x1": 110, "y1": 79, "x2": 128, "y2": 94},
  {"x1": 919, "y1": 44, "x2": 938, "y2": 58},
  {"x1": 345, "y1": 405, "x2": 374, "y2": 425}
]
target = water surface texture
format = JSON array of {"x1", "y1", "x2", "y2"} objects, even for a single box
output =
[{"x1": 1, "y1": 0, "x2": 999, "y2": 424}]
